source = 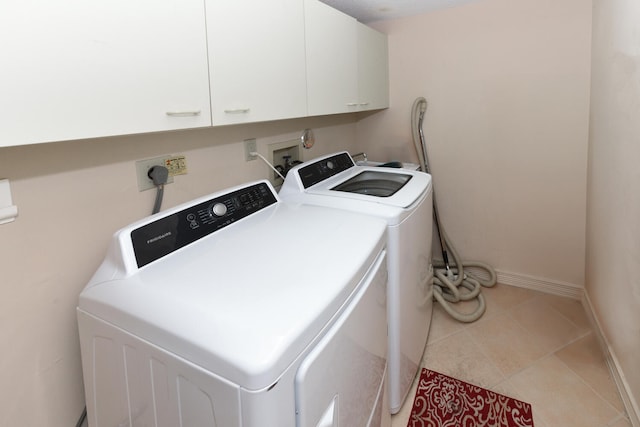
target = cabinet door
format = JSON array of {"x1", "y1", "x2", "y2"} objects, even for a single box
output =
[
  {"x1": 304, "y1": 0, "x2": 358, "y2": 116},
  {"x1": 357, "y1": 23, "x2": 389, "y2": 111},
  {"x1": 206, "y1": 0, "x2": 307, "y2": 125},
  {"x1": 0, "y1": 0, "x2": 211, "y2": 147}
]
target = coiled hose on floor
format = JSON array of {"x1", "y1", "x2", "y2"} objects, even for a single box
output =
[{"x1": 411, "y1": 97, "x2": 497, "y2": 322}]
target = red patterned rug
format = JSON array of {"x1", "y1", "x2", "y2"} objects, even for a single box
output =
[{"x1": 407, "y1": 369, "x2": 534, "y2": 427}]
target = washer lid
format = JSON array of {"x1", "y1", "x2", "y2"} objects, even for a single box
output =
[
  {"x1": 79, "y1": 200, "x2": 387, "y2": 391},
  {"x1": 280, "y1": 155, "x2": 432, "y2": 210},
  {"x1": 331, "y1": 170, "x2": 413, "y2": 197}
]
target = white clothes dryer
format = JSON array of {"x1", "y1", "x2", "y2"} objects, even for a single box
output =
[
  {"x1": 280, "y1": 152, "x2": 433, "y2": 414},
  {"x1": 77, "y1": 180, "x2": 391, "y2": 427}
]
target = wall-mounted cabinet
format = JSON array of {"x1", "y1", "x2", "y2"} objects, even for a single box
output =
[
  {"x1": 206, "y1": 0, "x2": 308, "y2": 125},
  {"x1": 0, "y1": 0, "x2": 388, "y2": 148},
  {"x1": 305, "y1": 0, "x2": 389, "y2": 116},
  {"x1": 0, "y1": 0, "x2": 212, "y2": 147},
  {"x1": 357, "y1": 23, "x2": 390, "y2": 111},
  {"x1": 304, "y1": 0, "x2": 358, "y2": 116}
]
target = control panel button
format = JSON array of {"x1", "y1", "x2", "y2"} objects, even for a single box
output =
[{"x1": 211, "y1": 203, "x2": 227, "y2": 217}]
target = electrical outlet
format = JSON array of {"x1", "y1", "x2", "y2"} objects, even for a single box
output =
[
  {"x1": 244, "y1": 138, "x2": 257, "y2": 161},
  {"x1": 135, "y1": 156, "x2": 175, "y2": 192}
]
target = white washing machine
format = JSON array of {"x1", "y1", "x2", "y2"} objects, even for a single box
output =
[
  {"x1": 77, "y1": 180, "x2": 391, "y2": 427},
  {"x1": 280, "y1": 152, "x2": 433, "y2": 414}
]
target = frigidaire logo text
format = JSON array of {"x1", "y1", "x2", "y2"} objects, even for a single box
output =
[{"x1": 147, "y1": 231, "x2": 172, "y2": 245}]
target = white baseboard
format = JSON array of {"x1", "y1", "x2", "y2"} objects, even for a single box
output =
[
  {"x1": 494, "y1": 269, "x2": 583, "y2": 300},
  {"x1": 582, "y1": 292, "x2": 640, "y2": 427}
]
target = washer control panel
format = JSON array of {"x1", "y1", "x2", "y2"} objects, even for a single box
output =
[
  {"x1": 298, "y1": 152, "x2": 355, "y2": 188},
  {"x1": 131, "y1": 182, "x2": 277, "y2": 268}
]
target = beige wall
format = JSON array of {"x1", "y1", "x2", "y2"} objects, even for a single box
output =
[
  {"x1": 359, "y1": 0, "x2": 592, "y2": 287},
  {"x1": 0, "y1": 115, "x2": 358, "y2": 426},
  {"x1": 587, "y1": 0, "x2": 640, "y2": 418}
]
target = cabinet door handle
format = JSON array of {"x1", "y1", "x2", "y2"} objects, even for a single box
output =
[
  {"x1": 165, "y1": 110, "x2": 201, "y2": 117},
  {"x1": 359, "y1": 102, "x2": 370, "y2": 106},
  {"x1": 224, "y1": 108, "x2": 251, "y2": 114},
  {"x1": 346, "y1": 103, "x2": 359, "y2": 107}
]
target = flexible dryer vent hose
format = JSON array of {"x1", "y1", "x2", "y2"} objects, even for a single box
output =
[{"x1": 411, "y1": 97, "x2": 497, "y2": 323}]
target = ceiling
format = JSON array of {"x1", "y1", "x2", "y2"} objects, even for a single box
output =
[{"x1": 320, "y1": 0, "x2": 480, "y2": 23}]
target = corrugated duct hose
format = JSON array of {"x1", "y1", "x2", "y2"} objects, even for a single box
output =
[{"x1": 411, "y1": 97, "x2": 497, "y2": 322}]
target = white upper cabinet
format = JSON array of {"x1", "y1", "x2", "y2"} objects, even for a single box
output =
[
  {"x1": 357, "y1": 23, "x2": 389, "y2": 111},
  {"x1": 0, "y1": 0, "x2": 212, "y2": 147},
  {"x1": 0, "y1": 0, "x2": 388, "y2": 147},
  {"x1": 304, "y1": 0, "x2": 389, "y2": 116},
  {"x1": 206, "y1": 0, "x2": 308, "y2": 125},
  {"x1": 304, "y1": 0, "x2": 358, "y2": 116}
]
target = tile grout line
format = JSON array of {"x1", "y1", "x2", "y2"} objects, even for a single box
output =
[{"x1": 551, "y1": 350, "x2": 627, "y2": 425}]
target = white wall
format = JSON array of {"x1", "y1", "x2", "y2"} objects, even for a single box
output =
[
  {"x1": 587, "y1": 0, "x2": 640, "y2": 419},
  {"x1": 359, "y1": 0, "x2": 592, "y2": 288},
  {"x1": 0, "y1": 115, "x2": 358, "y2": 426}
]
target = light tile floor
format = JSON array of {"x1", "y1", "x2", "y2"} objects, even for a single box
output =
[{"x1": 391, "y1": 284, "x2": 631, "y2": 427}]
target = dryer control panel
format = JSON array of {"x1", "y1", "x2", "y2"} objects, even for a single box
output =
[
  {"x1": 298, "y1": 152, "x2": 355, "y2": 188},
  {"x1": 131, "y1": 182, "x2": 277, "y2": 268}
]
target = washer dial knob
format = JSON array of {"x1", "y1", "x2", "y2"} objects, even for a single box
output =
[{"x1": 211, "y1": 203, "x2": 227, "y2": 217}]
